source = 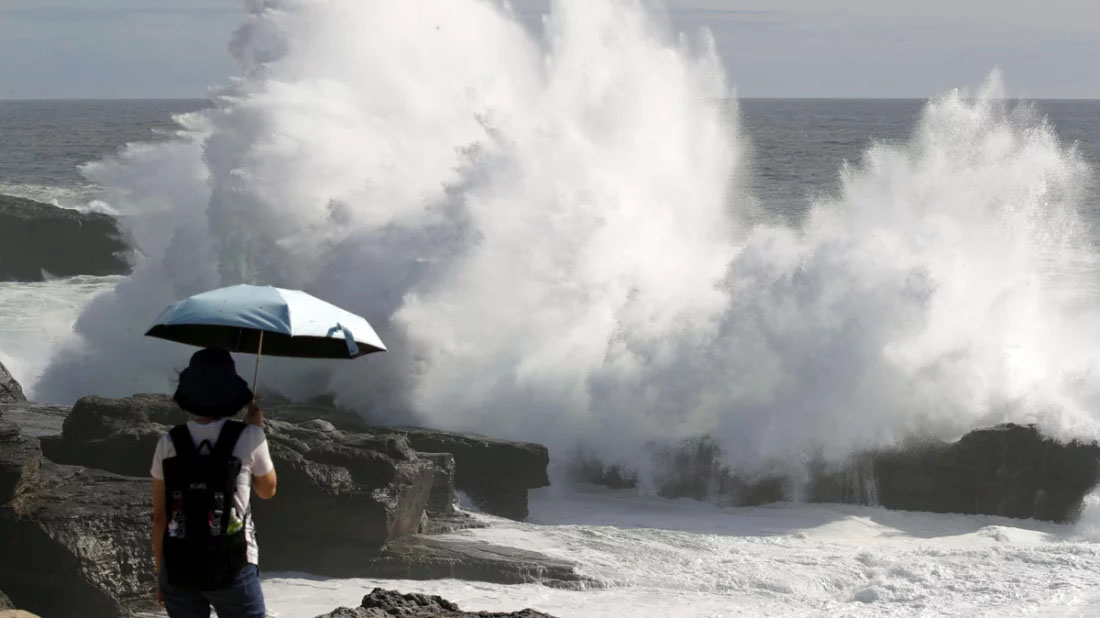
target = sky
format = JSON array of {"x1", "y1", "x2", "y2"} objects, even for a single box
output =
[{"x1": 1, "y1": 0, "x2": 1099, "y2": 99}]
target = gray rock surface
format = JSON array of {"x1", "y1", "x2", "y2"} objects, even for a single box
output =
[
  {"x1": 0, "y1": 194, "x2": 130, "y2": 281},
  {"x1": 252, "y1": 418, "x2": 436, "y2": 568},
  {"x1": 0, "y1": 393, "x2": 587, "y2": 616},
  {"x1": 353, "y1": 536, "x2": 587, "y2": 588},
  {"x1": 41, "y1": 394, "x2": 186, "y2": 475},
  {"x1": 0, "y1": 590, "x2": 11, "y2": 610},
  {"x1": 0, "y1": 362, "x2": 24, "y2": 404},
  {"x1": 0, "y1": 403, "x2": 68, "y2": 438},
  {"x1": 29, "y1": 395, "x2": 576, "y2": 577},
  {"x1": 391, "y1": 428, "x2": 549, "y2": 521},
  {"x1": 315, "y1": 587, "x2": 558, "y2": 618},
  {"x1": 0, "y1": 416, "x2": 155, "y2": 618},
  {"x1": 259, "y1": 403, "x2": 551, "y2": 520}
]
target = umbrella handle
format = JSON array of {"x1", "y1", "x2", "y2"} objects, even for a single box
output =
[{"x1": 251, "y1": 330, "x2": 264, "y2": 403}]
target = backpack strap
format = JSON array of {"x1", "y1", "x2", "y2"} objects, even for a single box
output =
[
  {"x1": 214, "y1": 421, "x2": 247, "y2": 460},
  {"x1": 168, "y1": 425, "x2": 198, "y2": 459}
]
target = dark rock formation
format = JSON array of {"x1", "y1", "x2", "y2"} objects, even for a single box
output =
[
  {"x1": 576, "y1": 425, "x2": 1100, "y2": 523},
  {"x1": 0, "y1": 416, "x2": 155, "y2": 618},
  {"x1": 393, "y1": 428, "x2": 549, "y2": 521},
  {"x1": 41, "y1": 394, "x2": 186, "y2": 475},
  {"x1": 42, "y1": 395, "x2": 438, "y2": 565},
  {"x1": 259, "y1": 403, "x2": 551, "y2": 520},
  {"x1": 871, "y1": 424, "x2": 1100, "y2": 521},
  {"x1": 0, "y1": 590, "x2": 12, "y2": 610},
  {"x1": 0, "y1": 194, "x2": 130, "y2": 281},
  {"x1": 29, "y1": 395, "x2": 575, "y2": 575},
  {"x1": 315, "y1": 587, "x2": 558, "y2": 618},
  {"x1": 0, "y1": 362, "x2": 24, "y2": 404},
  {"x1": 252, "y1": 418, "x2": 436, "y2": 569}
]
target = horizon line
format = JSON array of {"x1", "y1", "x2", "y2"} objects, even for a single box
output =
[{"x1": 4, "y1": 95, "x2": 1100, "y2": 103}]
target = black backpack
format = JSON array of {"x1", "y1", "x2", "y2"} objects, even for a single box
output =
[{"x1": 162, "y1": 421, "x2": 249, "y2": 590}]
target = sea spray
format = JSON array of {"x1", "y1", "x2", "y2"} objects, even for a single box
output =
[{"x1": 35, "y1": 2, "x2": 1100, "y2": 484}]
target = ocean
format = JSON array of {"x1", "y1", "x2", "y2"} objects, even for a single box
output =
[{"x1": 5, "y1": 96, "x2": 1100, "y2": 617}]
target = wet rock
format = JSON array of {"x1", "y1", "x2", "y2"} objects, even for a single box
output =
[
  {"x1": 42, "y1": 394, "x2": 186, "y2": 476},
  {"x1": 392, "y1": 427, "x2": 549, "y2": 521},
  {"x1": 0, "y1": 362, "x2": 24, "y2": 404},
  {"x1": 0, "y1": 194, "x2": 130, "y2": 281},
  {"x1": 261, "y1": 404, "x2": 552, "y2": 521},
  {"x1": 252, "y1": 419, "x2": 436, "y2": 569},
  {"x1": 0, "y1": 419, "x2": 156, "y2": 618},
  {"x1": 0, "y1": 402, "x2": 68, "y2": 439},
  {"x1": 873, "y1": 424, "x2": 1100, "y2": 522},
  {"x1": 354, "y1": 536, "x2": 587, "y2": 588},
  {"x1": 577, "y1": 425, "x2": 1100, "y2": 523},
  {"x1": 315, "y1": 587, "x2": 559, "y2": 618}
]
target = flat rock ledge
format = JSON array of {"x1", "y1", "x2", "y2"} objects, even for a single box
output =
[{"x1": 316, "y1": 588, "x2": 557, "y2": 618}]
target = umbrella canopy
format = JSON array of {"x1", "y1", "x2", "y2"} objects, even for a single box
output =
[{"x1": 145, "y1": 284, "x2": 386, "y2": 358}]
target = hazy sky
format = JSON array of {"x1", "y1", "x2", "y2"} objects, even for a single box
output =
[{"x1": 2, "y1": 0, "x2": 1098, "y2": 99}]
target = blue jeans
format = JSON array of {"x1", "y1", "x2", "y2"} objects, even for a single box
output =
[{"x1": 159, "y1": 564, "x2": 267, "y2": 618}]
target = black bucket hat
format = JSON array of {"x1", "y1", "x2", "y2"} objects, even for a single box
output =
[{"x1": 173, "y1": 348, "x2": 253, "y2": 419}]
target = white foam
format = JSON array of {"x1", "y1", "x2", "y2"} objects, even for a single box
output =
[{"x1": 258, "y1": 485, "x2": 1100, "y2": 617}]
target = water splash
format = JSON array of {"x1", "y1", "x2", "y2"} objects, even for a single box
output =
[{"x1": 36, "y1": 2, "x2": 1100, "y2": 481}]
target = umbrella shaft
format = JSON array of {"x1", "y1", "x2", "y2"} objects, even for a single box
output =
[{"x1": 251, "y1": 330, "x2": 264, "y2": 402}]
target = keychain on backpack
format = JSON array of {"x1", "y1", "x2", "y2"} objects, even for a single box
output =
[
  {"x1": 210, "y1": 492, "x2": 224, "y2": 536},
  {"x1": 168, "y1": 490, "x2": 186, "y2": 539}
]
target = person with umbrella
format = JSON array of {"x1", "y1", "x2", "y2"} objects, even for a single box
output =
[
  {"x1": 150, "y1": 348, "x2": 276, "y2": 618},
  {"x1": 146, "y1": 284, "x2": 385, "y2": 617}
]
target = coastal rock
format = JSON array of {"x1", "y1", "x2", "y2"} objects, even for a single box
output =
[
  {"x1": 260, "y1": 403, "x2": 551, "y2": 521},
  {"x1": 315, "y1": 587, "x2": 558, "y2": 618},
  {"x1": 0, "y1": 403, "x2": 68, "y2": 439},
  {"x1": 251, "y1": 419, "x2": 436, "y2": 570},
  {"x1": 393, "y1": 427, "x2": 550, "y2": 521},
  {"x1": 41, "y1": 394, "x2": 186, "y2": 475},
  {"x1": 0, "y1": 418, "x2": 155, "y2": 618},
  {"x1": 577, "y1": 424, "x2": 1100, "y2": 523},
  {"x1": 0, "y1": 194, "x2": 130, "y2": 281},
  {"x1": 41, "y1": 395, "x2": 438, "y2": 563},
  {"x1": 0, "y1": 362, "x2": 24, "y2": 404},
  {"x1": 0, "y1": 400, "x2": 585, "y2": 617},
  {"x1": 872, "y1": 424, "x2": 1100, "y2": 521},
  {"x1": 354, "y1": 536, "x2": 586, "y2": 588}
]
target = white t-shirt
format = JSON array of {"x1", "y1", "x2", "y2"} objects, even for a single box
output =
[{"x1": 150, "y1": 419, "x2": 274, "y2": 566}]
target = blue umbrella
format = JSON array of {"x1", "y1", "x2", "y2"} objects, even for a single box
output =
[{"x1": 146, "y1": 284, "x2": 386, "y2": 394}]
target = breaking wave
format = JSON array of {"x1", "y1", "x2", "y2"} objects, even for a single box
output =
[{"x1": 36, "y1": 0, "x2": 1100, "y2": 480}]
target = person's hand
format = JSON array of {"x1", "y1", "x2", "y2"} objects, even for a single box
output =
[{"x1": 245, "y1": 402, "x2": 264, "y2": 427}]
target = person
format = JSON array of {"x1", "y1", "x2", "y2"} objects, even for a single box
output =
[{"x1": 150, "y1": 347, "x2": 277, "y2": 618}]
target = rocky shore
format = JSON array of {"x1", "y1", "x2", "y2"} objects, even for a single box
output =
[
  {"x1": 0, "y1": 195, "x2": 131, "y2": 282},
  {"x1": 3, "y1": 362, "x2": 1100, "y2": 616},
  {"x1": 0, "y1": 380, "x2": 580, "y2": 617},
  {"x1": 577, "y1": 426, "x2": 1100, "y2": 523}
]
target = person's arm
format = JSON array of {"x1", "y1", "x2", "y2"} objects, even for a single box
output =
[
  {"x1": 253, "y1": 468, "x2": 278, "y2": 500},
  {"x1": 152, "y1": 478, "x2": 166, "y2": 606},
  {"x1": 245, "y1": 403, "x2": 278, "y2": 500}
]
